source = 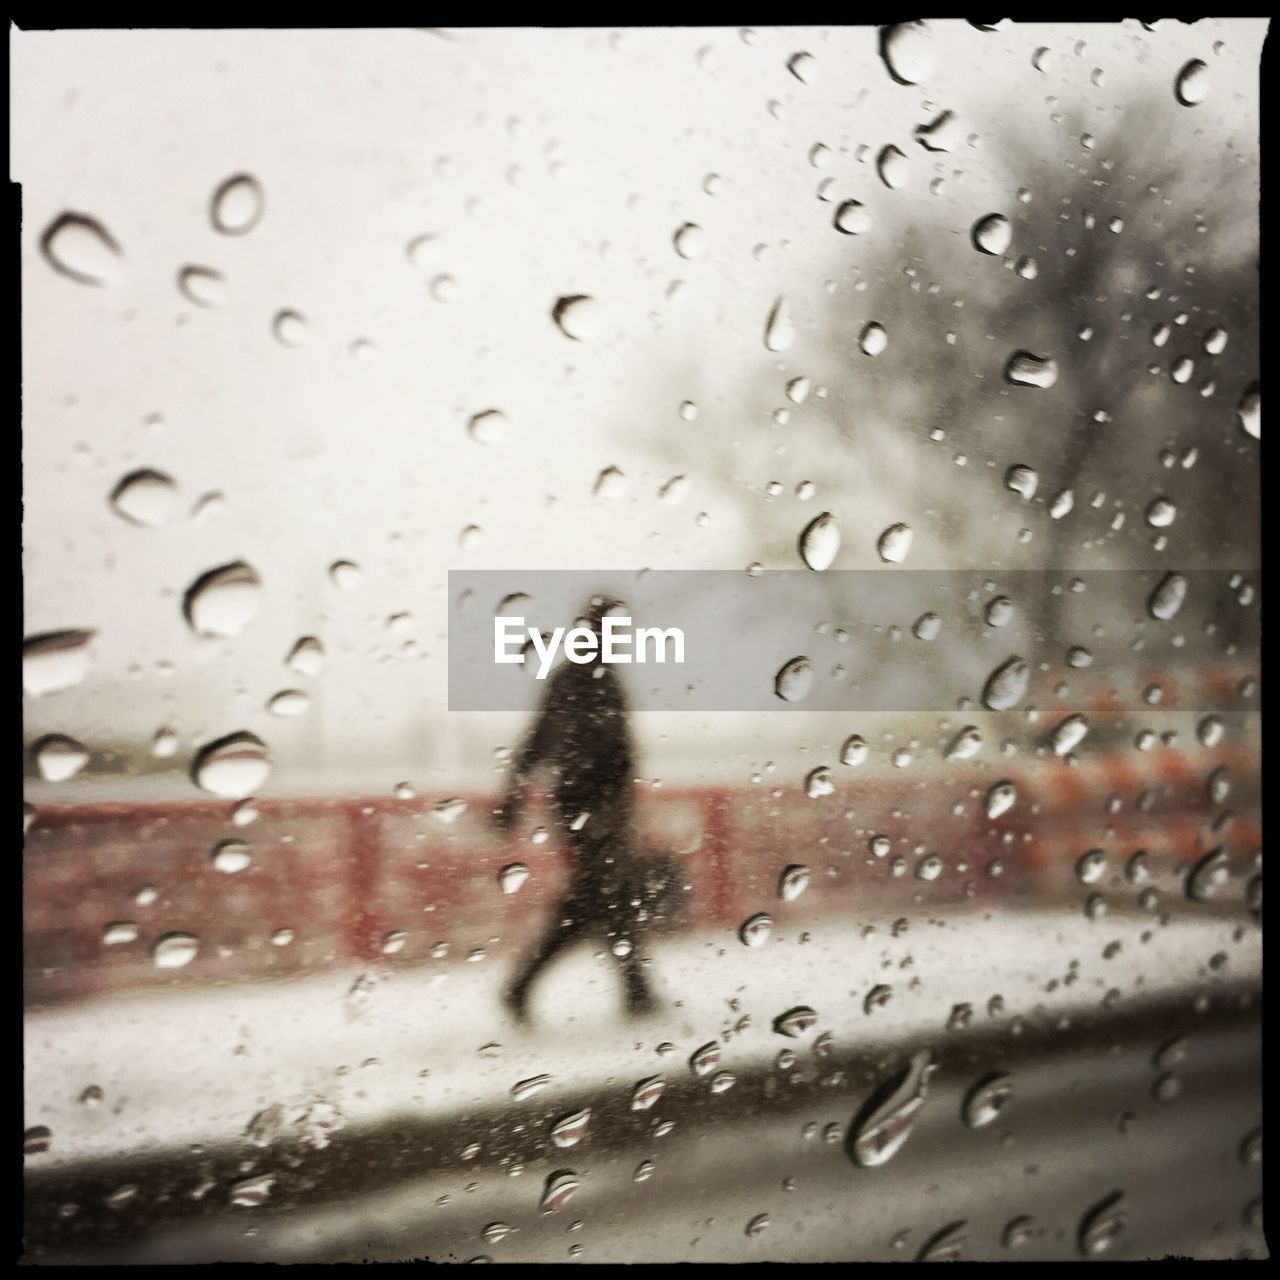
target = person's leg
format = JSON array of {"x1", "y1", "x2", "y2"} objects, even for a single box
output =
[
  {"x1": 505, "y1": 900, "x2": 585, "y2": 1022},
  {"x1": 615, "y1": 939, "x2": 657, "y2": 1015}
]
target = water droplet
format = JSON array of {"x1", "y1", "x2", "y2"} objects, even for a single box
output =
[
  {"x1": 775, "y1": 656, "x2": 814, "y2": 703},
  {"x1": 709, "y1": 1071, "x2": 736, "y2": 1094},
  {"x1": 972, "y1": 214, "x2": 1012, "y2": 256},
  {"x1": 24, "y1": 1126, "x2": 52, "y2": 1157},
  {"x1": 1005, "y1": 351, "x2": 1059, "y2": 389},
  {"x1": 847, "y1": 1048, "x2": 936, "y2": 1168},
  {"x1": 498, "y1": 863, "x2": 529, "y2": 895},
  {"x1": 1154, "y1": 1035, "x2": 1188, "y2": 1073},
  {"x1": 103, "y1": 922, "x2": 138, "y2": 946},
  {"x1": 740, "y1": 913, "x2": 773, "y2": 946},
  {"x1": 592, "y1": 465, "x2": 629, "y2": 501},
  {"x1": 915, "y1": 110, "x2": 959, "y2": 153},
  {"x1": 110, "y1": 469, "x2": 178, "y2": 526},
  {"x1": 1236, "y1": 382, "x2": 1260, "y2": 440},
  {"x1": 511, "y1": 1075, "x2": 551, "y2": 1102},
  {"x1": 1076, "y1": 848, "x2": 1107, "y2": 886},
  {"x1": 105, "y1": 1183, "x2": 139, "y2": 1210},
  {"x1": 880, "y1": 21, "x2": 935, "y2": 85},
  {"x1": 152, "y1": 931, "x2": 198, "y2": 969},
  {"x1": 916, "y1": 853, "x2": 943, "y2": 881},
  {"x1": 658, "y1": 475, "x2": 690, "y2": 505},
  {"x1": 773, "y1": 1006, "x2": 818, "y2": 1038},
  {"x1": 841, "y1": 734, "x2": 868, "y2": 765},
  {"x1": 1003, "y1": 1217, "x2": 1038, "y2": 1249},
  {"x1": 210, "y1": 839, "x2": 251, "y2": 873},
  {"x1": 917, "y1": 1221, "x2": 968, "y2": 1262},
  {"x1": 270, "y1": 309, "x2": 307, "y2": 347},
  {"x1": 633, "y1": 1160, "x2": 656, "y2": 1183},
  {"x1": 945, "y1": 726, "x2": 981, "y2": 760},
  {"x1": 1175, "y1": 59, "x2": 1209, "y2": 106},
  {"x1": 191, "y1": 732, "x2": 271, "y2": 799},
  {"x1": 778, "y1": 865, "x2": 810, "y2": 901},
  {"x1": 40, "y1": 213, "x2": 124, "y2": 286},
  {"x1": 983, "y1": 656, "x2": 1030, "y2": 711},
  {"x1": 1050, "y1": 714, "x2": 1089, "y2": 756},
  {"x1": 785, "y1": 376, "x2": 811, "y2": 404},
  {"x1": 1005, "y1": 465, "x2": 1038, "y2": 500},
  {"x1": 1240, "y1": 1127, "x2": 1261, "y2": 1166},
  {"x1": 552, "y1": 295, "x2": 600, "y2": 341},
  {"x1": 183, "y1": 562, "x2": 261, "y2": 637},
  {"x1": 1146, "y1": 497, "x2": 1177, "y2": 528},
  {"x1": 865, "y1": 984, "x2": 893, "y2": 1014},
  {"x1": 1125, "y1": 851, "x2": 1150, "y2": 886},
  {"x1": 985, "y1": 782, "x2": 1016, "y2": 820},
  {"x1": 23, "y1": 630, "x2": 95, "y2": 698},
  {"x1": 540, "y1": 1170, "x2": 580, "y2": 1214},
  {"x1": 876, "y1": 144, "x2": 910, "y2": 190},
  {"x1": 631, "y1": 1077, "x2": 666, "y2": 1111},
  {"x1": 550, "y1": 1108, "x2": 591, "y2": 1148},
  {"x1": 329, "y1": 560, "x2": 362, "y2": 590},
  {"x1": 434, "y1": 798, "x2": 467, "y2": 824},
  {"x1": 1204, "y1": 327, "x2": 1228, "y2": 355},
  {"x1": 787, "y1": 50, "x2": 816, "y2": 83},
  {"x1": 1197, "y1": 716, "x2": 1224, "y2": 748},
  {"x1": 211, "y1": 173, "x2": 265, "y2": 235},
  {"x1": 764, "y1": 296, "x2": 794, "y2": 352},
  {"x1": 877, "y1": 523, "x2": 913, "y2": 563},
  {"x1": 804, "y1": 766, "x2": 834, "y2": 799},
  {"x1": 1078, "y1": 1191, "x2": 1127, "y2": 1256},
  {"x1": 466, "y1": 409, "x2": 507, "y2": 447},
  {"x1": 799, "y1": 512, "x2": 840, "y2": 571},
  {"x1": 913, "y1": 612, "x2": 941, "y2": 641},
  {"x1": 834, "y1": 201, "x2": 872, "y2": 236},
  {"x1": 1049, "y1": 488, "x2": 1074, "y2": 520},
  {"x1": 1148, "y1": 573, "x2": 1187, "y2": 621},
  {"x1": 962, "y1": 1072, "x2": 1013, "y2": 1128},
  {"x1": 191, "y1": 490, "x2": 226, "y2": 525},
  {"x1": 1186, "y1": 847, "x2": 1229, "y2": 903},
  {"x1": 985, "y1": 597, "x2": 1015, "y2": 628},
  {"x1": 286, "y1": 636, "x2": 324, "y2": 676},
  {"x1": 859, "y1": 322, "x2": 888, "y2": 356},
  {"x1": 177, "y1": 265, "x2": 226, "y2": 308},
  {"x1": 672, "y1": 222, "x2": 705, "y2": 260},
  {"x1": 32, "y1": 735, "x2": 89, "y2": 783},
  {"x1": 482, "y1": 1222, "x2": 514, "y2": 1244},
  {"x1": 690, "y1": 1042, "x2": 721, "y2": 1075},
  {"x1": 267, "y1": 689, "x2": 309, "y2": 717}
]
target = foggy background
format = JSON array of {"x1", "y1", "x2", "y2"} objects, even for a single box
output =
[{"x1": 17, "y1": 22, "x2": 1262, "y2": 796}]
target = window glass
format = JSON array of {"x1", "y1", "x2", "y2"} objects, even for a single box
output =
[{"x1": 19, "y1": 21, "x2": 1262, "y2": 1262}]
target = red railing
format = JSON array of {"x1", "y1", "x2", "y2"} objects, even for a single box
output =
[{"x1": 22, "y1": 741, "x2": 1258, "y2": 1004}]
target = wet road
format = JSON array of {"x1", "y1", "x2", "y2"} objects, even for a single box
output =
[{"x1": 24, "y1": 902, "x2": 1264, "y2": 1262}]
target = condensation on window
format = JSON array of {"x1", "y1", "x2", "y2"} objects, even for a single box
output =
[{"x1": 18, "y1": 21, "x2": 1263, "y2": 1263}]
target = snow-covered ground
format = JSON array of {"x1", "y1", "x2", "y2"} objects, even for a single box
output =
[{"x1": 25, "y1": 902, "x2": 1258, "y2": 1172}]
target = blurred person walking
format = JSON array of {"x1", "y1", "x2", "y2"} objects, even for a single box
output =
[{"x1": 495, "y1": 596, "x2": 667, "y2": 1024}]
